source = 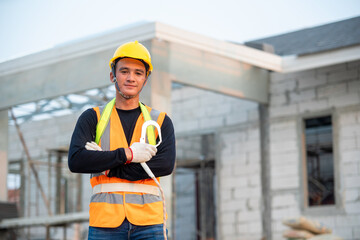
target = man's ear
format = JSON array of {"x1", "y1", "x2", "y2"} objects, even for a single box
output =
[{"x1": 110, "y1": 71, "x2": 115, "y2": 83}]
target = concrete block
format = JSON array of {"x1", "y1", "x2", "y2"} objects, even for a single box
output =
[
  {"x1": 241, "y1": 140, "x2": 260, "y2": 152},
  {"x1": 290, "y1": 89, "x2": 316, "y2": 103},
  {"x1": 343, "y1": 162, "x2": 359, "y2": 175},
  {"x1": 247, "y1": 151, "x2": 260, "y2": 164},
  {"x1": 272, "y1": 219, "x2": 288, "y2": 232},
  {"x1": 299, "y1": 99, "x2": 329, "y2": 113},
  {"x1": 210, "y1": 102, "x2": 232, "y2": 117},
  {"x1": 328, "y1": 92, "x2": 360, "y2": 108},
  {"x1": 249, "y1": 175, "x2": 260, "y2": 187},
  {"x1": 248, "y1": 221, "x2": 262, "y2": 233},
  {"x1": 247, "y1": 108, "x2": 259, "y2": 121},
  {"x1": 177, "y1": 119, "x2": 199, "y2": 132},
  {"x1": 328, "y1": 69, "x2": 358, "y2": 83},
  {"x1": 345, "y1": 176, "x2": 360, "y2": 188},
  {"x1": 270, "y1": 93, "x2": 288, "y2": 106},
  {"x1": 226, "y1": 110, "x2": 248, "y2": 125},
  {"x1": 347, "y1": 60, "x2": 360, "y2": 70},
  {"x1": 247, "y1": 198, "x2": 261, "y2": 211},
  {"x1": 270, "y1": 79, "x2": 297, "y2": 94},
  {"x1": 340, "y1": 137, "x2": 358, "y2": 151},
  {"x1": 317, "y1": 82, "x2": 347, "y2": 99},
  {"x1": 348, "y1": 79, "x2": 360, "y2": 93},
  {"x1": 220, "y1": 176, "x2": 248, "y2": 190},
  {"x1": 270, "y1": 120, "x2": 296, "y2": 131},
  {"x1": 345, "y1": 202, "x2": 360, "y2": 214},
  {"x1": 221, "y1": 222, "x2": 236, "y2": 236},
  {"x1": 340, "y1": 124, "x2": 360, "y2": 138},
  {"x1": 272, "y1": 194, "x2": 297, "y2": 208},
  {"x1": 272, "y1": 207, "x2": 300, "y2": 220},
  {"x1": 271, "y1": 127, "x2": 297, "y2": 141},
  {"x1": 270, "y1": 72, "x2": 294, "y2": 83},
  {"x1": 237, "y1": 223, "x2": 250, "y2": 233},
  {"x1": 234, "y1": 187, "x2": 261, "y2": 199},
  {"x1": 270, "y1": 104, "x2": 298, "y2": 118},
  {"x1": 237, "y1": 210, "x2": 261, "y2": 223},
  {"x1": 199, "y1": 116, "x2": 224, "y2": 129},
  {"x1": 181, "y1": 97, "x2": 200, "y2": 112},
  {"x1": 297, "y1": 75, "x2": 326, "y2": 90},
  {"x1": 271, "y1": 164, "x2": 298, "y2": 178},
  {"x1": 271, "y1": 175, "x2": 299, "y2": 190},
  {"x1": 339, "y1": 112, "x2": 358, "y2": 125},
  {"x1": 246, "y1": 129, "x2": 260, "y2": 142},
  {"x1": 220, "y1": 199, "x2": 246, "y2": 212},
  {"x1": 317, "y1": 63, "x2": 347, "y2": 74},
  {"x1": 270, "y1": 152, "x2": 299, "y2": 166},
  {"x1": 341, "y1": 150, "x2": 360, "y2": 163},
  {"x1": 233, "y1": 163, "x2": 260, "y2": 176},
  {"x1": 344, "y1": 189, "x2": 359, "y2": 202},
  {"x1": 270, "y1": 140, "x2": 297, "y2": 154},
  {"x1": 219, "y1": 189, "x2": 232, "y2": 202},
  {"x1": 335, "y1": 215, "x2": 360, "y2": 227},
  {"x1": 220, "y1": 212, "x2": 236, "y2": 224}
]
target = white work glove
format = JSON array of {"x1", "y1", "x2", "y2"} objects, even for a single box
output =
[
  {"x1": 85, "y1": 141, "x2": 110, "y2": 176},
  {"x1": 129, "y1": 142, "x2": 157, "y2": 163},
  {"x1": 85, "y1": 141, "x2": 102, "y2": 151}
]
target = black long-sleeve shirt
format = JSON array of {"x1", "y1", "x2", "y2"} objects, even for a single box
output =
[{"x1": 68, "y1": 106, "x2": 176, "y2": 181}]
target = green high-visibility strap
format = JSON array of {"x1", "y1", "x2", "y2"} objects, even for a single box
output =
[
  {"x1": 139, "y1": 102, "x2": 156, "y2": 145},
  {"x1": 95, "y1": 98, "x2": 115, "y2": 144},
  {"x1": 95, "y1": 98, "x2": 156, "y2": 145}
]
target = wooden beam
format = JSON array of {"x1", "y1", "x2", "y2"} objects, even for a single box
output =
[
  {"x1": 0, "y1": 110, "x2": 8, "y2": 201},
  {"x1": 0, "y1": 212, "x2": 89, "y2": 229}
]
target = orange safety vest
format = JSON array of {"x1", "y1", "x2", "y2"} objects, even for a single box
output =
[{"x1": 89, "y1": 103, "x2": 166, "y2": 228}]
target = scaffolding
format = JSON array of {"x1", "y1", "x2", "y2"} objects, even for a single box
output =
[{"x1": 0, "y1": 110, "x2": 90, "y2": 239}]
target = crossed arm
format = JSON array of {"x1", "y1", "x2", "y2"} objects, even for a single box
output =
[{"x1": 68, "y1": 108, "x2": 176, "y2": 180}]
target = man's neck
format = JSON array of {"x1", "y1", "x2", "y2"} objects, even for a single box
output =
[{"x1": 115, "y1": 93, "x2": 140, "y2": 110}]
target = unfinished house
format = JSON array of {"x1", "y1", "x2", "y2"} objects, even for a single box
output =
[{"x1": 0, "y1": 16, "x2": 359, "y2": 240}]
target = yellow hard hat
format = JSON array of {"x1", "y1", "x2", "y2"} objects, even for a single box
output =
[{"x1": 109, "y1": 40, "x2": 153, "y2": 74}]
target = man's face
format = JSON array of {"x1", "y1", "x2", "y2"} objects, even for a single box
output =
[{"x1": 111, "y1": 58, "x2": 147, "y2": 99}]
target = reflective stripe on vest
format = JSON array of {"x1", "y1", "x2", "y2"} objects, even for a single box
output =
[
  {"x1": 91, "y1": 193, "x2": 161, "y2": 205},
  {"x1": 93, "y1": 182, "x2": 160, "y2": 196},
  {"x1": 89, "y1": 99, "x2": 166, "y2": 227}
]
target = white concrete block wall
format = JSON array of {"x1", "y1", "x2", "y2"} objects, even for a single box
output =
[
  {"x1": 172, "y1": 85, "x2": 262, "y2": 239},
  {"x1": 269, "y1": 60, "x2": 360, "y2": 240},
  {"x1": 218, "y1": 126, "x2": 262, "y2": 240},
  {"x1": 338, "y1": 110, "x2": 360, "y2": 239},
  {"x1": 172, "y1": 86, "x2": 258, "y2": 134}
]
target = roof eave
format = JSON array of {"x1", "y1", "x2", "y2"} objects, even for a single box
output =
[{"x1": 281, "y1": 44, "x2": 360, "y2": 73}]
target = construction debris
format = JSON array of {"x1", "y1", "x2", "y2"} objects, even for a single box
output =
[{"x1": 282, "y1": 216, "x2": 343, "y2": 240}]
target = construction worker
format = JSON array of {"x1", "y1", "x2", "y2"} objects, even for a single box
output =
[{"x1": 68, "y1": 41, "x2": 176, "y2": 239}]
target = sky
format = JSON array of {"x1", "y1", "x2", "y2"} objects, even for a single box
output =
[{"x1": 0, "y1": 0, "x2": 360, "y2": 62}]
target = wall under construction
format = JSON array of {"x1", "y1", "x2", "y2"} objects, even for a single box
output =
[{"x1": 7, "y1": 60, "x2": 360, "y2": 239}]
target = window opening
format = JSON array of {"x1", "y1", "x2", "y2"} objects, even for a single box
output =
[{"x1": 304, "y1": 116, "x2": 335, "y2": 206}]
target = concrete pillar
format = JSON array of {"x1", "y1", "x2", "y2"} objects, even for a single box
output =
[
  {"x1": 0, "y1": 109, "x2": 8, "y2": 201},
  {"x1": 259, "y1": 104, "x2": 272, "y2": 240}
]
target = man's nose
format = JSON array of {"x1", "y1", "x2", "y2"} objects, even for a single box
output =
[{"x1": 126, "y1": 72, "x2": 135, "y2": 81}]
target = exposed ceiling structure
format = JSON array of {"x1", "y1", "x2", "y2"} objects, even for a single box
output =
[
  {"x1": 9, "y1": 85, "x2": 113, "y2": 124},
  {"x1": 2, "y1": 20, "x2": 360, "y2": 125}
]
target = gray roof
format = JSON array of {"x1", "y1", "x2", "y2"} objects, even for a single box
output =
[{"x1": 245, "y1": 16, "x2": 360, "y2": 56}]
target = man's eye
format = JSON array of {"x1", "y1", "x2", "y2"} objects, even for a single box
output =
[
  {"x1": 120, "y1": 70, "x2": 128, "y2": 74},
  {"x1": 136, "y1": 72, "x2": 144, "y2": 76}
]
